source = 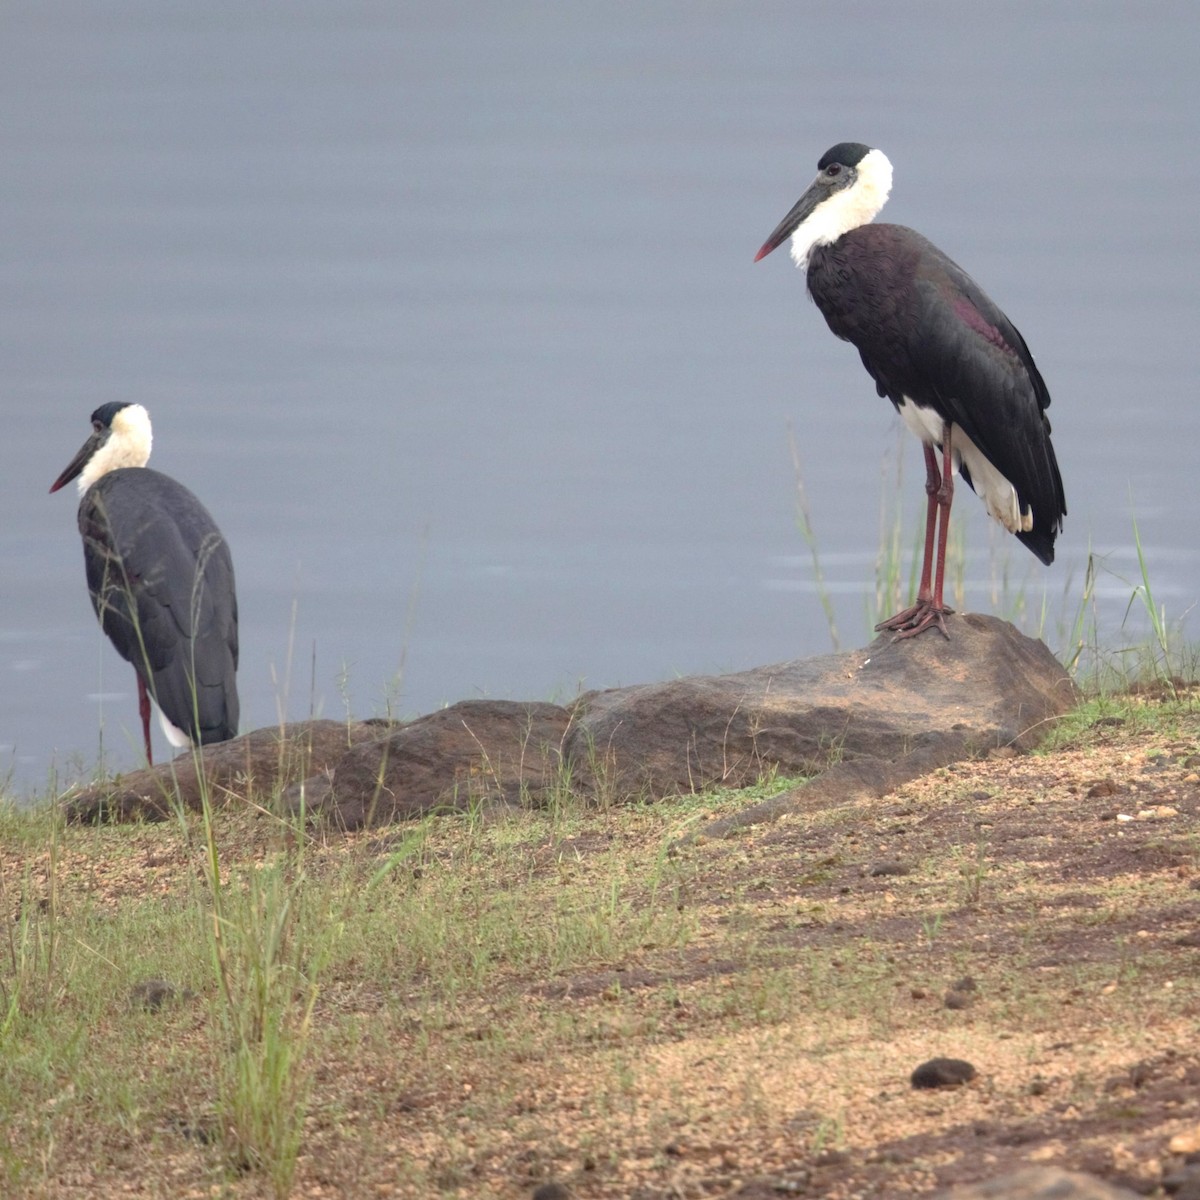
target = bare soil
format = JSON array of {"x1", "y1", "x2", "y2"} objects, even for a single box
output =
[{"x1": 6, "y1": 695, "x2": 1200, "y2": 1199}]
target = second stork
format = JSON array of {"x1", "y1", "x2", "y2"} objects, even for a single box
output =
[{"x1": 51, "y1": 402, "x2": 239, "y2": 763}]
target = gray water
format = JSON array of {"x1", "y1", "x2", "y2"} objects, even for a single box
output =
[{"x1": 3, "y1": 2, "x2": 1199, "y2": 795}]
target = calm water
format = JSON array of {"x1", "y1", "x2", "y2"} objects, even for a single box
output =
[{"x1": 3, "y1": 2, "x2": 1199, "y2": 794}]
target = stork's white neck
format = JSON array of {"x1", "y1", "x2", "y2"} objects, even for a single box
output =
[
  {"x1": 78, "y1": 404, "x2": 153, "y2": 494},
  {"x1": 790, "y1": 148, "x2": 893, "y2": 269}
]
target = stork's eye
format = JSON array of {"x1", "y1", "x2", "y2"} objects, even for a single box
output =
[
  {"x1": 825, "y1": 164, "x2": 842, "y2": 178},
  {"x1": 92, "y1": 420, "x2": 102, "y2": 432}
]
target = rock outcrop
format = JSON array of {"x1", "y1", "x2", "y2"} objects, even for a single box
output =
[
  {"x1": 564, "y1": 613, "x2": 1075, "y2": 798},
  {"x1": 62, "y1": 719, "x2": 381, "y2": 822},
  {"x1": 284, "y1": 700, "x2": 574, "y2": 830},
  {"x1": 62, "y1": 614, "x2": 1078, "y2": 829}
]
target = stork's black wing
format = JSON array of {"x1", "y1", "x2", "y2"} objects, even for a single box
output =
[
  {"x1": 79, "y1": 468, "x2": 239, "y2": 744},
  {"x1": 807, "y1": 224, "x2": 1066, "y2": 565},
  {"x1": 907, "y1": 237, "x2": 1066, "y2": 562}
]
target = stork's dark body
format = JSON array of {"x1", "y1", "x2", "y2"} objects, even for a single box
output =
[
  {"x1": 806, "y1": 222, "x2": 1065, "y2": 564},
  {"x1": 79, "y1": 467, "x2": 239, "y2": 745}
]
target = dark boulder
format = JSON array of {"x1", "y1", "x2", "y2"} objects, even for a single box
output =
[
  {"x1": 62, "y1": 719, "x2": 381, "y2": 822},
  {"x1": 563, "y1": 613, "x2": 1076, "y2": 799},
  {"x1": 295, "y1": 700, "x2": 574, "y2": 830},
  {"x1": 64, "y1": 615, "x2": 1077, "y2": 828},
  {"x1": 911, "y1": 1056, "x2": 977, "y2": 1088}
]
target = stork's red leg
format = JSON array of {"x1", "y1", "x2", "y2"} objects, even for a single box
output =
[
  {"x1": 137, "y1": 674, "x2": 154, "y2": 765},
  {"x1": 876, "y1": 431, "x2": 955, "y2": 640},
  {"x1": 914, "y1": 444, "x2": 939, "y2": 604},
  {"x1": 930, "y1": 423, "x2": 955, "y2": 616}
]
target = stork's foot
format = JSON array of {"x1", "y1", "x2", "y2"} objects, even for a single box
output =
[{"x1": 875, "y1": 600, "x2": 954, "y2": 641}]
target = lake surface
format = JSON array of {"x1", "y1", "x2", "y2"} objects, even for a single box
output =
[{"x1": 3, "y1": 2, "x2": 1199, "y2": 795}]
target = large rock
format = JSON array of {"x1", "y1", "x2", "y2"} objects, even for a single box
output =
[
  {"x1": 563, "y1": 613, "x2": 1076, "y2": 798},
  {"x1": 62, "y1": 719, "x2": 383, "y2": 822},
  {"x1": 64, "y1": 615, "x2": 1078, "y2": 828},
  {"x1": 294, "y1": 699, "x2": 574, "y2": 830}
]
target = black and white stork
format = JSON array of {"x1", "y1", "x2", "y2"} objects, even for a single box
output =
[
  {"x1": 50, "y1": 402, "x2": 239, "y2": 763},
  {"x1": 755, "y1": 142, "x2": 1066, "y2": 639}
]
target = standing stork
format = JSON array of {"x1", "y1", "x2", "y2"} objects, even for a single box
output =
[
  {"x1": 50, "y1": 402, "x2": 239, "y2": 763},
  {"x1": 755, "y1": 142, "x2": 1065, "y2": 639}
]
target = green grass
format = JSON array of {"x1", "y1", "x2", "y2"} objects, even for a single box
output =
[
  {"x1": 198, "y1": 800, "x2": 321, "y2": 1195},
  {"x1": 0, "y1": 768, "x2": 733, "y2": 1195}
]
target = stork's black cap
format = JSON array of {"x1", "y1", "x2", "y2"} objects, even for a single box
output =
[
  {"x1": 90, "y1": 401, "x2": 133, "y2": 428},
  {"x1": 817, "y1": 143, "x2": 872, "y2": 170}
]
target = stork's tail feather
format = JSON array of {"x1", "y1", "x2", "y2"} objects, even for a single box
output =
[{"x1": 1017, "y1": 527, "x2": 1056, "y2": 566}]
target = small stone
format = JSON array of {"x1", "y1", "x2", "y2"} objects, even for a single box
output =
[
  {"x1": 813, "y1": 1149, "x2": 849, "y2": 1167},
  {"x1": 1128, "y1": 1060, "x2": 1153, "y2": 1087},
  {"x1": 129, "y1": 979, "x2": 194, "y2": 1012},
  {"x1": 1087, "y1": 778, "x2": 1120, "y2": 797},
  {"x1": 869, "y1": 860, "x2": 912, "y2": 877},
  {"x1": 1162, "y1": 1163, "x2": 1200, "y2": 1198},
  {"x1": 532, "y1": 1185, "x2": 571, "y2": 1200},
  {"x1": 1142, "y1": 754, "x2": 1177, "y2": 772},
  {"x1": 169, "y1": 1116, "x2": 217, "y2": 1145},
  {"x1": 1169, "y1": 1125, "x2": 1200, "y2": 1155},
  {"x1": 937, "y1": 1166, "x2": 1146, "y2": 1198},
  {"x1": 911, "y1": 1057, "x2": 977, "y2": 1089}
]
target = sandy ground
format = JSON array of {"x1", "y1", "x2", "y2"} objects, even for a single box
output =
[{"x1": 4, "y1": 696, "x2": 1200, "y2": 1198}]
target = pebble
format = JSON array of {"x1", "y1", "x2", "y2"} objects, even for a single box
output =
[
  {"x1": 1162, "y1": 1162, "x2": 1200, "y2": 1199},
  {"x1": 868, "y1": 860, "x2": 912, "y2": 877},
  {"x1": 1169, "y1": 1124, "x2": 1200, "y2": 1155},
  {"x1": 129, "y1": 978, "x2": 194, "y2": 1011},
  {"x1": 911, "y1": 1057, "x2": 977, "y2": 1088}
]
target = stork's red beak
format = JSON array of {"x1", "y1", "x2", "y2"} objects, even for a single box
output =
[
  {"x1": 754, "y1": 181, "x2": 824, "y2": 262},
  {"x1": 50, "y1": 431, "x2": 103, "y2": 493}
]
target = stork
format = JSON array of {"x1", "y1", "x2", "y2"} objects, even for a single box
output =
[
  {"x1": 755, "y1": 142, "x2": 1065, "y2": 639},
  {"x1": 50, "y1": 402, "x2": 239, "y2": 763}
]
